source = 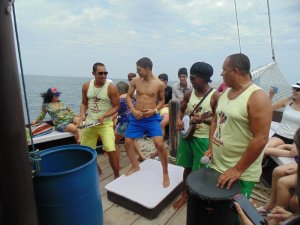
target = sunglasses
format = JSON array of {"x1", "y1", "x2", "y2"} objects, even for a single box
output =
[
  {"x1": 293, "y1": 87, "x2": 300, "y2": 92},
  {"x1": 97, "y1": 72, "x2": 108, "y2": 75}
]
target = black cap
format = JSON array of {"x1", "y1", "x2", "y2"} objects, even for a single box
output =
[
  {"x1": 178, "y1": 67, "x2": 188, "y2": 76},
  {"x1": 190, "y1": 62, "x2": 213, "y2": 82},
  {"x1": 158, "y1": 73, "x2": 168, "y2": 81}
]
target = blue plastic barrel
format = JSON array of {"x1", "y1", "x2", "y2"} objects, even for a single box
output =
[{"x1": 33, "y1": 144, "x2": 103, "y2": 225}]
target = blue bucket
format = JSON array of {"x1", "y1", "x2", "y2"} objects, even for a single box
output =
[{"x1": 33, "y1": 144, "x2": 103, "y2": 225}]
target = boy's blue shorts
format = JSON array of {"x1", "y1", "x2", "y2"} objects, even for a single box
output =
[{"x1": 125, "y1": 113, "x2": 162, "y2": 138}]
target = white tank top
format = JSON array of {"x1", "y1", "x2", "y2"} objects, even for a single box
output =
[{"x1": 276, "y1": 104, "x2": 300, "y2": 139}]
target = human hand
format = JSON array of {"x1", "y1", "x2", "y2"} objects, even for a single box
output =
[
  {"x1": 141, "y1": 108, "x2": 156, "y2": 118},
  {"x1": 31, "y1": 120, "x2": 36, "y2": 125},
  {"x1": 267, "y1": 206, "x2": 293, "y2": 224},
  {"x1": 204, "y1": 148, "x2": 213, "y2": 158},
  {"x1": 217, "y1": 167, "x2": 242, "y2": 189},
  {"x1": 97, "y1": 116, "x2": 105, "y2": 124},
  {"x1": 133, "y1": 109, "x2": 144, "y2": 120},
  {"x1": 78, "y1": 114, "x2": 86, "y2": 126},
  {"x1": 234, "y1": 202, "x2": 254, "y2": 225},
  {"x1": 176, "y1": 119, "x2": 183, "y2": 130}
]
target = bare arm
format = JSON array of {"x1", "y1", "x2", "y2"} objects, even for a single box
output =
[
  {"x1": 218, "y1": 89, "x2": 272, "y2": 189},
  {"x1": 176, "y1": 90, "x2": 191, "y2": 130},
  {"x1": 204, "y1": 91, "x2": 220, "y2": 157},
  {"x1": 79, "y1": 81, "x2": 89, "y2": 123},
  {"x1": 156, "y1": 82, "x2": 165, "y2": 111},
  {"x1": 272, "y1": 98, "x2": 289, "y2": 111},
  {"x1": 33, "y1": 105, "x2": 47, "y2": 124}
]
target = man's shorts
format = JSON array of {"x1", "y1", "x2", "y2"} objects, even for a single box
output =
[
  {"x1": 125, "y1": 113, "x2": 162, "y2": 138},
  {"x1": 239, "y1": 180, "x2": 255, "y2": 199},
  {"x1": 176, "y1": 136, "x2": 209, "y2": 171},
  {"x1": 81, "y1": 121, "x2": 115, "y2": 152},
  {"x1": 116, "y1": 122, "x2": 128, "y2": 137}
]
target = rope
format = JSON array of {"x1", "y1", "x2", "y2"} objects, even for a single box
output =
[
  {"x1": 233, "y1": 0, "x2": 242, "y2": 53},
  {"x1": 11, "y1": 2, "x2": 40, "y2": 173},
  {"x1": 11, "y1": 2, "x2": 36, "y2": 151},
  {"x1": 267, "y1": 0, "x2": 276, "y2": 61}
]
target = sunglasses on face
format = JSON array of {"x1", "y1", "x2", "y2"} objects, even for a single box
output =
[
  {"x1": 97, "y1": 72, "x2": 108, "y2": 75},
  {"x1": 293, "y1": 87, "x2": 300, "y2": 92}
]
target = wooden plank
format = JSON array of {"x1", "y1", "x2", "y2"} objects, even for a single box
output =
[
  {"x1": 165, "y1": 204, "x2": 187, "y2": 225},
  {"x1": 131, "y1": 198, "x2": 179, "y2": 225},
  {"x1": 103, "y1": 203, "x2": 140, "y2": 225}
]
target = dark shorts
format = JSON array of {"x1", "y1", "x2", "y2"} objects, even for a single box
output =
[
  {"x1": 272, "y1": 133, "x2": 294, "y2": 144},
  {"x1": 125, "y1": 113, "x2": 162, "y2": 138}
]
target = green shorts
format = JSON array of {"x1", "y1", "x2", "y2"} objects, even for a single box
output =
[
  {"x1": 176, "y1": 136, "x2": 209, "y2": 171},
  {"x1": 239, "y1": 180, "x2": 255, "y2": 199}
]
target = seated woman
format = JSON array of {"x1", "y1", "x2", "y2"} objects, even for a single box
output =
[
  {"x1": 264, "y1": 81, "x2": 300, "y2": 157},
  {"x1": 115, "y1": 82, "x2": 145, "y2": 162},
  {"x1": 235, "y1": 127, "x2": 300, "y2": 225},
  {"x1": 257, "y1": 162, "x2": 298, "y2": 214},
  {"x1": 32, "y1": 87, "x2": 81, "y2": 143}
]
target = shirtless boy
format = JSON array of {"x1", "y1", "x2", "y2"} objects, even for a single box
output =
[{"x1": 125, "y1": 57, "x2": 170, "y2": 188}]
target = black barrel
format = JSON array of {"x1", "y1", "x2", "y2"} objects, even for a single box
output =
[{"x1": 186, "y1": 168, "x2": 240, "y2": 225}]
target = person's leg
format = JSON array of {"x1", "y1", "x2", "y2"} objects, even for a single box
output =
[
  {"x1": 125, "y1": 115, "x2": 146, "y2": 175},
  {"x1": 114, "y1": 132, "x2": 124, "y2": 167},
  {"x1": 264, "y1": 137, "x2": 285, "y2": 156},
  {"x1": 153, "y1": 136, "x2": 170, "y2": 187},
  {"x1": 133, "y1": 140, "x2": 145, "y2": 161},
  {"x1": 173, "y1": 137, "x2": 193, "y2": 210},
  {"x1": 276, "y1": 173, "x2": 297, "y2": 209},
  {"x1": 173, "y1": 167, "x2": 192, "y2": 210},
  {"x1": 125, "y1": 137, "x2": 140, "y2": 175},
  {"x1": 100, "y1": 123, "x2": 119, "y2": 178},
  {"x1": 151, "y1": 109, "x2": 169, "y2": 159},
  {"x1": 262, "y1": 163, "x2": 297, "y2": 211},
  {"x1": 81, "y1": 127, "x2": 101, "y2": 174},
  {"x1": 64, "y1": 123, "x2": 81, "y2": 143}
]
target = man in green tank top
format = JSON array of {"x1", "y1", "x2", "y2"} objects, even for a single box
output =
[
  {"x1": 80, "y1": 62, "x2": 120, "y2": 178},
  {"x1": 173, "y1": 62, "x2": 220, "y2": 210},
  {"x1": 206, "y1": 53, "x2": 272, "y2": 198}
]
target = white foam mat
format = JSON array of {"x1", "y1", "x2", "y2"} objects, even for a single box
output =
[{"x1": 105, "y1": 159, "x2": 184, "y2": 209}]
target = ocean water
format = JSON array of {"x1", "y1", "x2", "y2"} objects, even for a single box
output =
[{"x1": 21, "y1": 75, "x2": 125, "y2": 122}]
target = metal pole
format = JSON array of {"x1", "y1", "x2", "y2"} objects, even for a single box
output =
[{"x1": 0, "y1": 1, "x2": 39, "y2": 224}]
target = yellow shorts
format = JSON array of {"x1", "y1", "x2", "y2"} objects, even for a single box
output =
[
  {"x1": 159, "y1": 106, "x2": 169, "y2": 116},
  {"x1": 81, "y1": 121, "x2": 115, "y2": 152}
]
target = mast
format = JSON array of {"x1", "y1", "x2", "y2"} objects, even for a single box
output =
[
  {"x1": 267, "y1": 0, "x2": 276, "y2": 61},
  {"x1": 0, "y1": 1, "x2": 39, "y2": 224}
]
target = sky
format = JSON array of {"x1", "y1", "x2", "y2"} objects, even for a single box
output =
[{"x1": 14, "y1": 0, "x2": 299, "y2": 84}]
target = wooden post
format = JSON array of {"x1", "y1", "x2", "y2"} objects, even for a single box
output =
[
  {"x1": 168, "y1": 100, "x2": 180, "y2": 159},
  {"x1": 0, "y1": 1, "x2": 39, "y2": 224}
]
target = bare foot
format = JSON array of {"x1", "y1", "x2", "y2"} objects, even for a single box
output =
[
  {"x1": 173, "y1": 196, "x2": 187, "y2": 210},
  {"x1": 163, "y1": 173, "x2": 170, "y2": 188},
  {"x1": 125, "y1": 166, "x2": 140, "y2": 176},
  {"x1": 150, "y1": 151, "x2": 159, "y2": 159}
]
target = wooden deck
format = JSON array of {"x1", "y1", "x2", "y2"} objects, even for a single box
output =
[
  {"x1": 97, "y1": 140, "x2": 269, "y2": 225},
  {"x1": 97, "y1": 143, "x2": 187, "y2": 225}
]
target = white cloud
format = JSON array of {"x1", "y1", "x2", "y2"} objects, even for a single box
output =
[{"x1": 13, "y1": 0, "x2": 300, "y2": 84}]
